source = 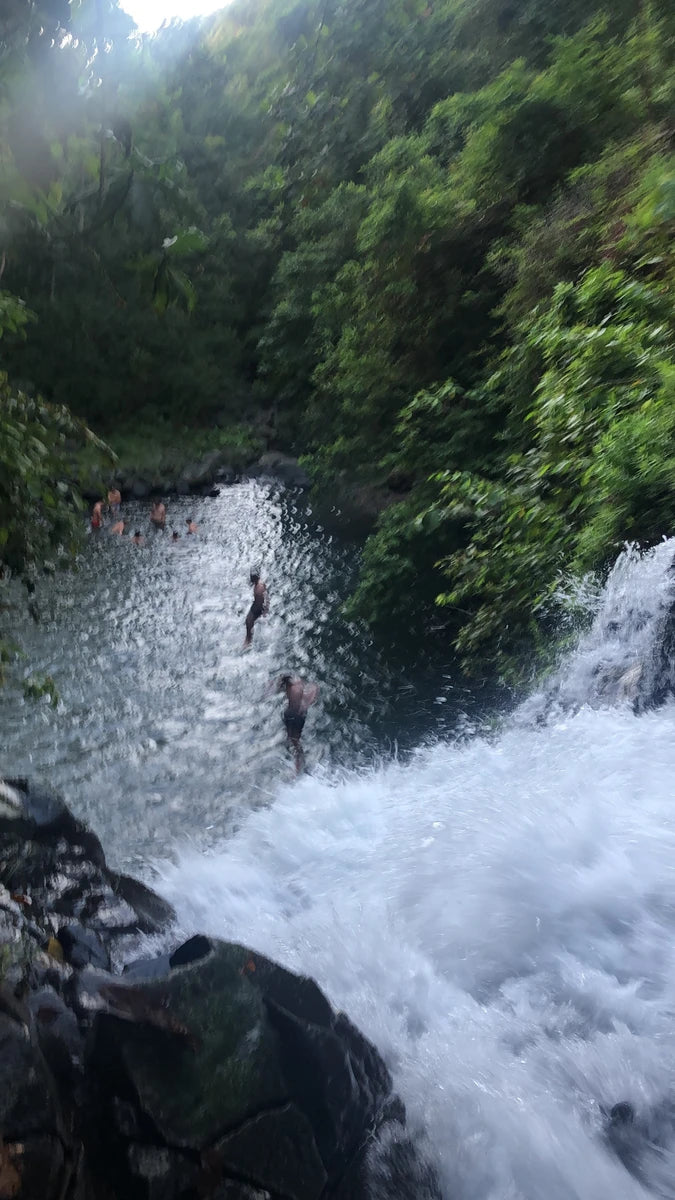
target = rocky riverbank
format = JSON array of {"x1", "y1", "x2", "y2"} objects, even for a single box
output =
[
  {"x1": 0, "y1": 778, "x2": 437, "y2": 1200},
  {"x1": 81, "y1": 448, "x2": 312, "y2": 501},
  {"x1": 125, "y1": 450, "x2": 313, "y2": 499},
  {"x1": 77, "y1": 421, "x2": 400, "y2": 528}
]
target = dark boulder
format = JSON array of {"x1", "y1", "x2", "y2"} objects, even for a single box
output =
[
  {"x1": 27, "y1": 986, "x2": 84, "y2": 1083},
  {"x1": 216, "y1": 465, "x2": 237, "y2": 485},
  {"x1": 1, "y1": 777, "x2": 105, "y2": 864},
  {"x1": 122, "y1": 953, "x2": 173, "y2": 981},
  {"x1": 0, "y1": 1007, "x2": 69, "y2": 1200},
  {"x1": 177, "y1": 449, "x2": 226, "y2": 494},
  {"x1": 0, "y1": 780, "x2": 175, "y2": 956},
  {"x1": 84, "y1": 937, "x2": 434, "y2": 1199},
  {"x1": 249, "y1": 453, "x2": 311, "y2": 490},
  {"x1": 0, "y1": 784, "x2": 438, "y2": 1200},
  {"x1": 644, "y1": 578, "x2": 675, "y2": 707},
  {"x1": 58, "y1": 923, "x2": 111, "y2": 972},
  {"x1": 209, "y1": 1104, "x2": 327, "y2": 1199},
  {"x1": 109, "y1": 873, "x2": 176, "y2": 936}
]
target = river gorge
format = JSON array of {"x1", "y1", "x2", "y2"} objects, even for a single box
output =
[{"x1": 3, "y1": 482, "x2": 675, "y2": 1199}]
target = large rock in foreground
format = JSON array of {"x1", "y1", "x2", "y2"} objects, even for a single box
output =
[
  {"x1": 86, "y1": 936, "x2": 411, "y2": 1199},
  {"x1": 0, "y1": 779, "x2": 438, "y2": 1200}
]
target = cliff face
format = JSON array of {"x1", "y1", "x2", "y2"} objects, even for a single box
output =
[{"x1": 0, "y1": 778, "x2": 438, "y2": 1200}]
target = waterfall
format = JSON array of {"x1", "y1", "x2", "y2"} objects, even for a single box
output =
[
  {"x1": 156, "y1": 540, "x2": 675, "y2": 1199},
  {"x1": 520, "y1": 539, "x2": 675, "y2": 721}
]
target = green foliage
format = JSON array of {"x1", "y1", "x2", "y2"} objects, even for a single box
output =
[
  {"x1": 0, "y1": 281, "x2": 112, "y2": 688},
  {"x1": 428, "y1": 265, "x2": 675, "y2": 671},
  {"x1": 2, "y1": 0, "x2": 675, "y2": 679},
  {"x1": 0, "y1": 292, "x2": 35, "y2": 338},
  {"x1": 575, "y1": 364, "x2": 675, "y2": 565},
  {"x1": 94, "y1": 421, "x2": 265, "y2": 479},
  {"x1": 344, "y1": 492, "x2": 464, "y2": 638},
  {"x1": 0, "y1": 368, "x2": 112, "y2": 585}
]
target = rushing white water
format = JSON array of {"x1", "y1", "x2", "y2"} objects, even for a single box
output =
[
  {"x1": 519, "y1": 539, "x2": 675, "y2": 721},
  {"x1": 155, "y1": 541, "x2": 675, "y2": 1200}
]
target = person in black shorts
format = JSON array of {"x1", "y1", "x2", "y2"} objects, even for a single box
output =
[
  {"x1": 244, "y1": 571, "x2": 268, "y2": 647},
  {"x1": 277, "y1": 675, "x2": 319, "y2": 771}
]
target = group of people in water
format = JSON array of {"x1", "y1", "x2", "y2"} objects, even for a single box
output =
[
  {"x1": 91, "y1": 490, "x2": 198, "y2": 544},
  {"x1": 90, "y1": 488, "x2": 318, "y2": 770}
]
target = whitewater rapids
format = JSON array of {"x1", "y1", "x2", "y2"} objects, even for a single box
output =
[{"x1": 156, "y1": 542, "x2": 675, "y2": 1199}]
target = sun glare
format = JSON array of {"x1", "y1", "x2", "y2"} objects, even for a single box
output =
[{"x1": 120, "y1": 0, "x2": 227, "y2": 33}]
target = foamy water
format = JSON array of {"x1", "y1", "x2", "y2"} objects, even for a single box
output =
[
  {"x1": 519, "y1": 539, "x2": 675, "y2": 721},
  {"x1": 156, "y1": 541, "x2": 675, "y2": 1199}
]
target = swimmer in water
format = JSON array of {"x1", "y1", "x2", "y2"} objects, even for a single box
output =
[
  {"x1": 171, "y1": 529, "x2": 181, "y2": 542},
  {"x1": 107, "y1": 486, "x2": 121, "y2": 516},
  {"x1": 150, "y1": 500, "x2": 166, "y2": 530},
  {"x1": 277, "y1": 675, "x2": 319, "y2": 773},
  {"x1": 244, "y1": 571, "x2": 268, "y2": 647},
  {"x1": 186, "y1": 517, "x2": 198, "y2": 534},
  {"x1": 131, "y1": 530, "x2": 144, "y2": 545},
  {"x1": 110, "y1": 519, "x2": 126, "y2": 535}
]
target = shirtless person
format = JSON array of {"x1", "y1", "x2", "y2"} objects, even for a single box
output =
[
  {"x1": 107, "y1": 486, "x2": 121, "y2": 516},
  {"x1": 278, "y1": 675, "x2": 319, "y2": 772},
  {"x1": 244, "y1": 571, "x2": 268, "y2": 647},
  {"x1": 186, "y1": 517, "x2": 198, "y2": 534},
  {"x1": 91, "y1": 500, "x2": 104, "y2": 530},
  {"x1": 150, "y1": 500, "x2": 166, "y2": 530},
  {"x1": 110, "y1": 518, "x2": 126, "y2": 535}
]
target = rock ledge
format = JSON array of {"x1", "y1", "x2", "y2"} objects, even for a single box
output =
[{"x1": 0, "y1": 779, "x2": 437, "y2": 1200}]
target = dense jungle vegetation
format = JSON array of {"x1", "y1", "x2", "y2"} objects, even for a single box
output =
[{"x1": 1, "y1": 0, "x2": 675, "y2": 674}]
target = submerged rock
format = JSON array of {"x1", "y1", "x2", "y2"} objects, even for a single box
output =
[
  {"x1": 0, "y1": 780, "x2": 439, "y2": 1199},
  {"x1": 604, "y1": 1097, "x2": 675, "y2": 1187}
]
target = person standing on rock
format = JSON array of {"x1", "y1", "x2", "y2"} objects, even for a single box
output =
[
  {"x1": 277, "y1": 675, "x2": 319, "y2": 772},
  {"x1": 91, "y1": 500, "x2": 104, "y2": 530},
  {"x1": 150, "y1": 500, "x2": 166, "y2": 530},
  {"x1": 244, "y1": 571, "x2": 268, "y2": 647}
]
